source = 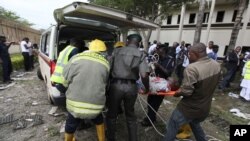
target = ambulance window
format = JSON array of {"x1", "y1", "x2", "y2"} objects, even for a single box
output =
[{"x1": 41, "y1": 33, "x2": 51, "y2": 56}]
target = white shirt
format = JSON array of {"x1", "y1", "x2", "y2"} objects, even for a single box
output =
[
  {"x1": 148, "y1": 44, "x2": 157, "y2": 55},
  {"x1": 182, "y1": 54, "x2": 189, "y2": 67},
  {"x1": 28, "y1": 42, "x2": 33, "y2": 56},
  {"x1": 206, "y1": 47, "x2": 213, "y2": 54},
  {"x1": 20, "y1": 41, "x2": 29, "y2": 52},
  {"x1": 176, "y1": 45, "x2": 186, "y2": 59}
]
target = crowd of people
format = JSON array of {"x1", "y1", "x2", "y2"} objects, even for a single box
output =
[{"x1": 1, "y1": 32, "x2": 250, "y2": 141}]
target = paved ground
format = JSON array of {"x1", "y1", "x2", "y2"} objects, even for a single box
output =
[{"x1": 0, "y1": 67, "x2": 249, "y2": 141}]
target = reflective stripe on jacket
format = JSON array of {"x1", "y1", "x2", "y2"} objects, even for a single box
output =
[
  {"x1": 50, "y1": 45, "x2": 76, "y2": 84},
  {"x1": 63, "y1": 51, "x2": 110, "y2": 119},
  {"x1": 244, "y1": 61, "x2": 250, "y2": 80}
]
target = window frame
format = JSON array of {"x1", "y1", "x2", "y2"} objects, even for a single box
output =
[
  {"x1": 216, "y1": 11, "x2": 225, "y2": 23},
  {"x1": 189, "y1": 13, "x2": 196, "y2": 24}
]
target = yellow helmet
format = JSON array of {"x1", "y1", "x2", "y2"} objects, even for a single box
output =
[
  {"x1": 89, "y1": 39, "x2": 107, "y2": 52},
  {"x1": 114, "y1": 41, "x2": 125, "y2": 48}
]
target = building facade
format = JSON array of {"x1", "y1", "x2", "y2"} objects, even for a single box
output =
[{"x1": 150, "y1": 0, "x2": 250, "y2": 57}]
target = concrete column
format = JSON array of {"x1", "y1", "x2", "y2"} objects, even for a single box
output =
[
  {"x1": 178, "y1": 4, "x2": 186, "y2": 43},
  {"x1": 205, "y1": 0, "x2": 216, "y2": 44},
  {"x1": 156, "y1": 27, "x2": 161, "y2": 42},
  {"x1": 242, "y1": 0, "x2": 250, "y2": 45}
]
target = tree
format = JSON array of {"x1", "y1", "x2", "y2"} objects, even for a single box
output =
[
  {"x1": 89, "y1": 0, "x2": 194, "y2": 51},
  {"x1": 193, "y1": 0, "x2": 206, "y2": 44},
  {"x1": 0, "y1": 6, "x2": 33, "y2": 27},
  {"x1": 227, "y1": 0, "x2": 247, "y2": 53}
]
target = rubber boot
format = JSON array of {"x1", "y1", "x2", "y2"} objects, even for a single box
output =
[
  {"x1": 64, "y1": 133, "x2": 76, "y2": 141},
  {"x1": 176, "y1": 124, "x2": 192, "y2": 139},
  {"x1": 96, "y1": 123, "x2": 105, "y2": 141}
]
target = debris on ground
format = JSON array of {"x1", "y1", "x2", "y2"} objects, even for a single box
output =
[
  {"x1": 4, "y1": 98, "x2": 13, "y2": 103},
  {"x1": 48, "y1": 106, "x2": 58, "y2": 115},
  {"x1": 163, "y1": 99, "x2": 172, "y2": 105},
  {"x1": 47, "y1": 106, "x2": 65, "y2": 117},
  {"x1": 228, "y1": 92, "x2": 239, "y2": 99},
  {"x1": 12, "y1": 76, "x2": 35, "y2": 81},
  {"x1": 229, "y1": 108, "x2": 250, "y2": 120},
  {"x1": 0, "y1": 114, "x2": 14, "y2": 125},
  {"x1": 32, "y1": 101, "x2": 38, "y2": 106},
  {"x1": 60, "y1": 121, "x2": 66, "y2": 133},
  {"x1": 14, "y1": 114, "x2": 43, "y2": 130},
  {"x1": 0, "y1": 82, "x2": 16, "y2": 90}
]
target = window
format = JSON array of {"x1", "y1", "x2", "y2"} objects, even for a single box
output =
[
  {"x1": 167, "y1": 15, "x2": 172, "y2": 24},
  {"x1": 216, "y1": 11, "x2": 225, "y2": 22},
  {"x1": 189, "y1": 13, "x2": 196, "y2": 23},
  {"x1": 177, "y1": 15, "x2": 181, "y2": 24},
  {"x1": 41, "y1": 33, "x2": 51, "y2": 56},
  {"x1": 232, "y1": 10, "x2": 238, "y2": 22},
  {"x1": 203, "y1": 12, "x2": 209, "y2": 23}
]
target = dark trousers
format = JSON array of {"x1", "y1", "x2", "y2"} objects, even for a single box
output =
[
  {"x1": 65, "y1": 112, "x2": 103, "y2": 133},
  {"x1": 22, "y1": 52, "x2": 30, "y2": 71},
  {"x1": 146, "y1": 95, "x2": 165, "y2": 122},
  {"x1": 220, "y1": 66, "x2": 237, "y2": 89},
  {"x1": 106, "y1": 81, "x2": 138, "y2": 141},
  {"x1": 29, "y1": 55, "x2": 34, "y2": 69},
  {"x1": 175, "y1": 64, "x2": 184, "y2": 85},
  {"x1": 1, "y1": 56, "x2": 12, "y2": 82}
]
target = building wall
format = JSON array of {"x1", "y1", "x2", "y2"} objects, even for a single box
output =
[
  {"x1": 0, "y1": 19, "x2": 41, "y2": 54},
  {"x1": 150, "y1": 2, "x2": 250, "y2": 57}
]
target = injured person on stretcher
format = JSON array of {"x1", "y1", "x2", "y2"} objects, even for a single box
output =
[{"x1": 137, "y1": 76, "x2": 179, "y2": 96}]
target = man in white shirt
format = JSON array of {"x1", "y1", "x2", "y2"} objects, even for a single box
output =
[
  {"x1": 20, "y1": 37, "x2": 30, "y2": 71},
  {"x1": 148, "y1": 40, "x2": 157, "y2": 55},
  {"x1": 206, "y1": 41, "x2": 214, "y2": 55}
]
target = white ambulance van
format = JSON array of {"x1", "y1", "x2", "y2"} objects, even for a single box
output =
[{"x1": 37, "y1": 2, "x2": 159, "y2": 105}]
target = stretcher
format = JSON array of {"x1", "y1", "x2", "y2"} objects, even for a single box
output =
[
  {"x1": 155, "y1": 90, "x2": 177, "y2": 96},
  {"x1": 148, "y1": 90, "x2": 177, "y2": 96},
  {"x1": 139, "y1": 90, "x2": 177, "y2": 96}
]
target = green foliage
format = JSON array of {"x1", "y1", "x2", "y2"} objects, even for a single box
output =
[
  {"x1": 0, "y1": 6, "x2": 34, "y2": 26},
  {"x1": 10, "y1": 53, "x2": 24, "y2": 70},
  {"x1": 89, "y1": 0, "x2": 195, "y2": 21}
]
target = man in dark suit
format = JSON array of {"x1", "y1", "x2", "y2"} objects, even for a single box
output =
[{"x1": 219, "y1": 46, "x2": 241, "y2": 90}]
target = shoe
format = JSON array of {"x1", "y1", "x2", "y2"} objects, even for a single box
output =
[
  {"x1": 176, "y1": 124, "x2": 192, "y2": 139},
  {"x1": 3, "y1": 80, "x2": 12, "y2": 84},
  {"x1": 141, "y1": 118, "x2": 154, "y2": 127},
  {"x1": 239, "y1": 96, "x2": 247, "y2": 102}
]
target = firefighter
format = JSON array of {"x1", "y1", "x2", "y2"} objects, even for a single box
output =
[
  {"x1": 113, "y1": 41, "x2": 125, "y2": 48},
  {"x1": 50, "y1": 38, "x2": 85, "y2": 93},
  {"x1": 62, "y1": 39, "x2": 109, "y2": 141}
]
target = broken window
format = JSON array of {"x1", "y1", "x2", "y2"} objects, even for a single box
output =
[
  {"x1": 167, "y1": 15, "x2": 172, "y2": 25},
  {"x1": 216, "y1": 11, "x2": 225, "y2": 22},
  {"x1": 232, "y1": 10, "x2": 238, "y2": 22},
  {"x1": 189, "y1": 13, "x2": 196, "y2": 23},
  {"x1": 177, "y1": 15, "x2": 181, "y2": 24}
]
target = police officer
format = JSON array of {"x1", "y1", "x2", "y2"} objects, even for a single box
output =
[
  {"x1": 0, "y1": 35, "x2": 14, "y2": 83},
  {"x1": 106, "y1": 34, "x2": 150, "y2": 141}
]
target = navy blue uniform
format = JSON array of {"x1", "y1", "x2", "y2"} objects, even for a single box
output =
[{"x1": 0, "y1": 42, "x2": 13, "y2": 82}]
